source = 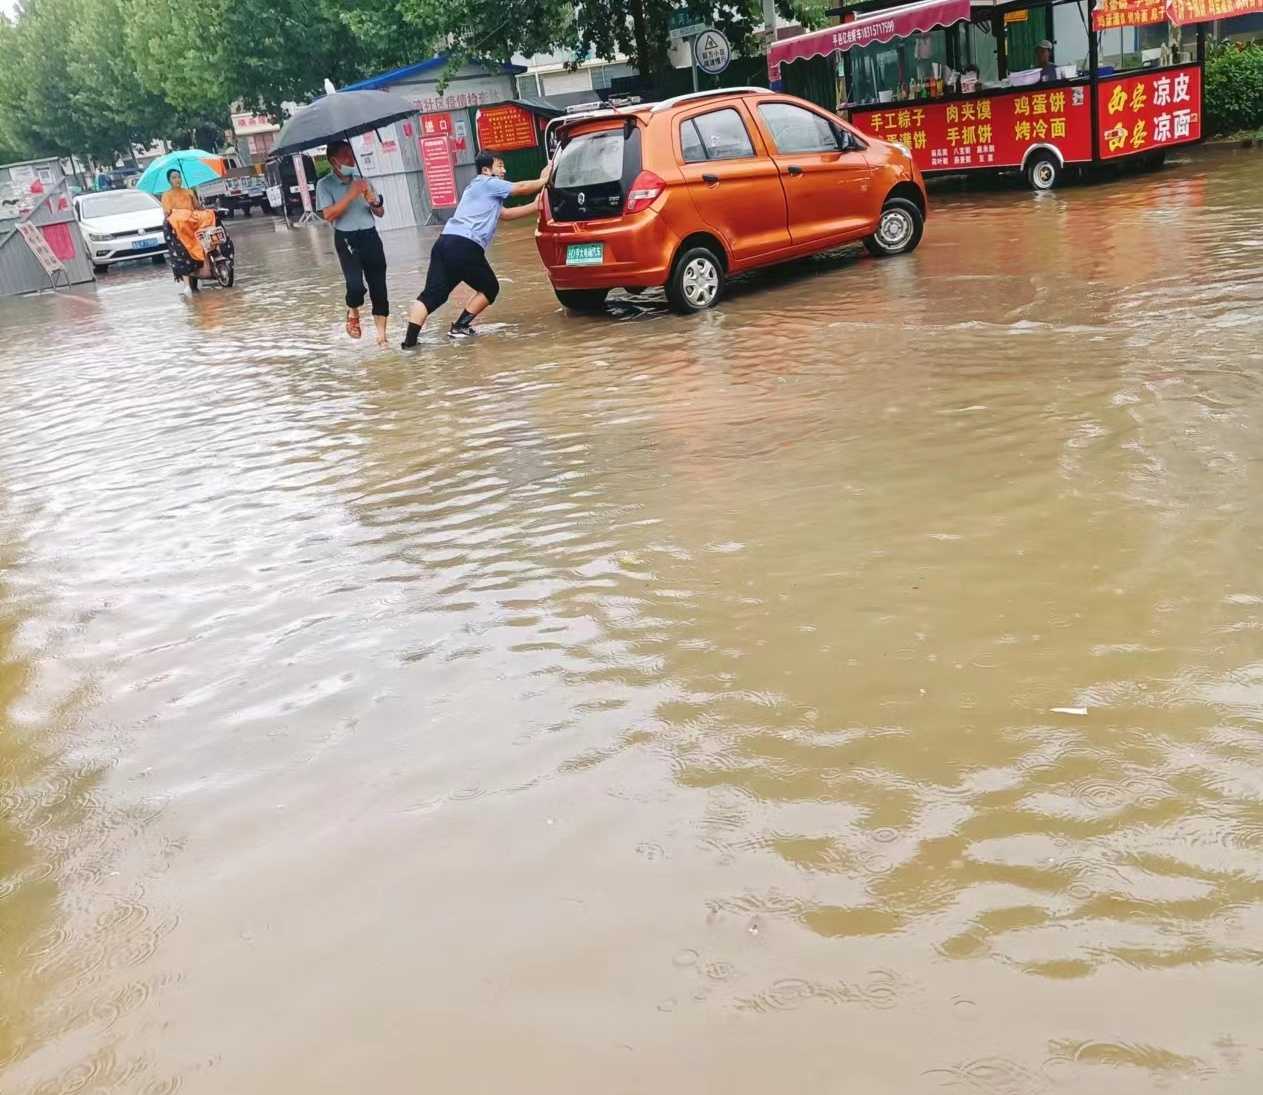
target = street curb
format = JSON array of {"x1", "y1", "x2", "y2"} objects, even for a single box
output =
[{"x1": 1197, "y1": 135, "x2": 1262, "y2": 149}]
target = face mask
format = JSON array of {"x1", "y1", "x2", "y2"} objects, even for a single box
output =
[{"x1": 339, "y1": 163, "x2": 359, "y2": 179}]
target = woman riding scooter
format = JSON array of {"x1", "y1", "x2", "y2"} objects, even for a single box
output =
[{"x1": 161, "y1": 169, "x2": 233, "y2": 290}]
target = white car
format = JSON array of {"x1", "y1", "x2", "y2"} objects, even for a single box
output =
[{"x1": 73, "y1": 190, "x2": 167, "y2": 272}]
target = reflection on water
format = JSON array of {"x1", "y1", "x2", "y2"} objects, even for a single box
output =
[{"x1": 2, "y1": 149, "x2": 1263, "y2": 1093}]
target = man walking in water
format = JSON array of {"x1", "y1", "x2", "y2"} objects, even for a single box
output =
[
  {"x1": 401, "y1": 152, "x2": 550, "y2": 347},
  {"x1": 317, "y1": 140, "x2": 389, "y2": 347}
]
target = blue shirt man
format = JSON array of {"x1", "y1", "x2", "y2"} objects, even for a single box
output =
[
  {"x1": 442, "y1": 174, "x2": 516, "y2": 250},
  {"x1": 402, "y1": 151, "x2": 551, "y2": 347}
]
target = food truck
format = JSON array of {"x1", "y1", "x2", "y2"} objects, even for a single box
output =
[{"x1": 767, "y1": 0, "x2": 1217, "y2": 188}]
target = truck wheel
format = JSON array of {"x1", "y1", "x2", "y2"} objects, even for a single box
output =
[
  {"x1": 666, "y1": 245, "x2": 724, "y2": 313},
  {"x1": 554, "y1": 288, "x2": 609, "y2": 313},
  {"x1": 863, "y1": 197, "x2": 924, "y2": 257},
  {"x1": 1025, "y1": 151, "x2": 1061, "y2": 191}
]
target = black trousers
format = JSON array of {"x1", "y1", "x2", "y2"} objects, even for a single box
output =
[
  {"x1": 418, "y1": 234, "x2": 499, "y2": 313},
  {"x1": 335, "y1": 227, "x2": 389, "y2": 317}
]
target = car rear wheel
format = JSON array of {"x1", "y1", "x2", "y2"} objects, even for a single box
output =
[
  {"x1": 92, "y1": 263, "x2": 108, "y2": 274},
  {"x1": 863, "y1": 197, "x2": 924, "y2": 258},
  {"x1": 554, "y1": 288, "x2": 609, "y2": 313},
  {"x1": 667, "y1": 246, "x2": 724, "y2": 314}
]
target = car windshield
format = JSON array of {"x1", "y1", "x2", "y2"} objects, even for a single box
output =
[{"x1": 79, "y1": 192, "x2": 158, "y2": 218}]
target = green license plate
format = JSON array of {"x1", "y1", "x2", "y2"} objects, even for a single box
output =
[{"x1": 566, "y1": 243, "x2": 604, "y2": 266}]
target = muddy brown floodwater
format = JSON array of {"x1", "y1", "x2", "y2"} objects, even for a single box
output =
[{"x1": 3, "y1": 147, "x2": 1263, "y2": 1094}]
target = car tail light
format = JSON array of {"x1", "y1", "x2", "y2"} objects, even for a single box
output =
[{"x1": 625, "y1": 171, "x2": 665, "y2": 214}]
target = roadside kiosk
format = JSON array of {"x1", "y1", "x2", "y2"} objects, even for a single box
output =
[{"x1": 768, "y1": 0, "x2": 1214, "y2": 188}]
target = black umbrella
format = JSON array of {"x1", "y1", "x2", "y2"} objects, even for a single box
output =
[{"x1": 272, "y1": 89, "x2": 419, "y2": 157}]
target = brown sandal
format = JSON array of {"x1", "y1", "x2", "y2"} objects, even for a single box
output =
[{"x1": 346, "y1": 312, "x2": 362, "y2": 339}]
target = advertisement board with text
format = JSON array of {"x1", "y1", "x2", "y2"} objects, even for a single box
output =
[
  {"x1": 420, "y1": 136, "x2": 458, "y2": 207},
  {"x1": 851, "y1": 84, "x2": 1092, "y2": 174},
  {"x1": 1095, "y1": 65, "x2": 1202, "y2": 159}
]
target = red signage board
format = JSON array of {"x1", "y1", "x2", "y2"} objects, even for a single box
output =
[
  {"x1": 1167, "y1": 0, "x2": 1263, "y2": 22},
  {"x1": 476, "y1": 104, "x2": 537, "y2": 152},
  {"x1": 852, "y1": 84, "x2": 1092, "y2": 174},
  {"x1": 420, "y1": 136, "x2": 458, "y2": 207},
  {"x1": 420, "y1": 112, "x2": 452, "y2": 138},
  {"x1": 1096, "y1": 65, "x2": 1201, "y2": 159},
  {"x1": 1092, "y1": 0, "x2": 1166, "y2": 27}
]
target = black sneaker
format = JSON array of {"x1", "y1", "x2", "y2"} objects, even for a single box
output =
[{"x1": 448, "y1": 323, "x2": 476, "y2": 340}]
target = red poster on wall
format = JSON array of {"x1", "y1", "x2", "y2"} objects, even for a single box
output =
[
  {"x1": 851, "y1": 84, "x2": 1092, "y2": 174},
  {"x1": 1092, "y1": 0, "x2": 1165, "y2": 29},
  {"x1": 421, "y1": 112, "x2": 453, "y2": 138},
  {"x1": 420, "y1": 136, "x2": 458, "y2": 207},
  {"x1": 1096, "y1": 65, "x2": 1201, "y2": 159},
  {"x1": 476, "y1": 105, "x2": 537, "y2": 152}
]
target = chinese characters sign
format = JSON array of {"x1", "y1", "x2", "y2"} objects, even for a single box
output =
[
  {"x1": 420, "y1": 136, "x2": 458, "y2": 208},
  {"x1": 421, "y1": 113, "x2": 453, "y2": 138},
  {"x1": 1167, "y1": 0, "x2": 1263, "y2": 22},
  {"x1": 475, "y1": 104, "x2": 537, "y2": 152},
  {"x1": 852, "y1": 85, "x2": 1091, "y2": 174},
  {"x1": 410, "y1": 91, "x2": 493, "y2": 113},
  {"x1": 1093, "y1": 0, "x2": 1263, "y2": 23},
  {"x1": 1096, "y1": 65, "x2": 1201, "y2": 159},
  {"x1": 1092, "y1": 0, "x2": 1165, "y2": 28}
]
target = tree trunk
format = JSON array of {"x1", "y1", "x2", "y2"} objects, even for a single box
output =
[{"x1": 628, "y1": 0, "x2": 656, "y2": 80}]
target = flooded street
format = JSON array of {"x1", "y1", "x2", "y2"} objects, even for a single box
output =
[{"x1": 4, "y1": 146, "x2": 1263, "y2": 1093}]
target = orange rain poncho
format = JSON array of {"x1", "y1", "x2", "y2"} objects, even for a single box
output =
[{"x1": 161, "y1": 184, "x2": 216, "y2": 260}]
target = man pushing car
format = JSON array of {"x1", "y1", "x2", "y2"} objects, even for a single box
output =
[{"x1": 401, "y1": 152, "x2": 551, "y2": 347}]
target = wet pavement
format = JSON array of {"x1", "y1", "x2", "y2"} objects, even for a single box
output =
[{"x1": 3, "y1": 146, "x2": 1263, "y2": 1094}]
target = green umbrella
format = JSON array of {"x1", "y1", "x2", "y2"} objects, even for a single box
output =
[{"x1": 137, "y1": 150, "x2": 225, "y2": 195}]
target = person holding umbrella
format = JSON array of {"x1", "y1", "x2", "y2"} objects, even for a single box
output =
[
  {"x1": 161, "y1": 168, "x2": 218, "y2": 288},
  {"x1": 138, "y1": 151, "x2": 229, "y2": 292},
  {"x1": 316, "y1": 140, "x2": 389, "y2": 346},
  {"x1": 270, "y1": 87, "x2": 421, "y2": 347}
]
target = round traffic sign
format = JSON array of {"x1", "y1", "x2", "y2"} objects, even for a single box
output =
[{"x1": 693, "y1": 29, "x2": 731, "y2": 77}]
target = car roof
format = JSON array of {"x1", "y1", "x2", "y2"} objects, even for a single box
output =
[{"x1": 647, "y1": 87, "x2": 774, "y2": 114}]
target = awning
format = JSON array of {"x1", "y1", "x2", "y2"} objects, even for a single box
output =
[{"x1": 767, "y1": 0, "x2": 972, "y2": 81}]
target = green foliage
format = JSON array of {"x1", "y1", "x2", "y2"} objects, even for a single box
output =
[
  {"x1": 0, "y1": 0, "x2": 831, "y2": 164},
  {"x1": 1204, "y1": 41, "x2": 1263, "y2": 136}
]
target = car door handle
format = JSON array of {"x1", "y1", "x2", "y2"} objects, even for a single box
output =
[
  {"x1": 702, "y1": 173, "x2": 719, "y2": 185},
  {"x1": 787, "y1": 165, "x2": 804, "y2": 176}
]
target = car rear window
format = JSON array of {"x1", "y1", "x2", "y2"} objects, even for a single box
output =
[
  {"x1": 554, "y1": 130, "x2": 624, "y2": 188},
  {"x1": 548, "y1": 124, "x2": 643, "y2": 222}
]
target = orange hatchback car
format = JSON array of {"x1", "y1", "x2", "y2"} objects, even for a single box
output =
[{"x1": 536, "y1": 87, "x2": 928, "y2": 315}]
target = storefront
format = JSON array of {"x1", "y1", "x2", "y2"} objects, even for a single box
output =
[{"x1": 768, "y1": 0, "x2": 1218, "y2": 188}]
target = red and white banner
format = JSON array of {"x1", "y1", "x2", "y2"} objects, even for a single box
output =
[
  {"x1": 420, "y1": 136, "x2": 458, "y2": 208},
  {"x1": 852, "y1": 84, "x2": 1093, "y2": 174},
  {"x1": 1096, "y1": 64, "x2": 1202, "y2": 159},
  {"x1": 1166, "y1": 0, "x2": 1263, "y2": 22},
  {"x1": 1092, "y1": 0, "x2": 1166, "y2": 28}
]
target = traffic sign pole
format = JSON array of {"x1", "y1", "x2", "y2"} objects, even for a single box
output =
[{"x1": 690, "y1": 34, "x2": 699, "y2": 91}]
